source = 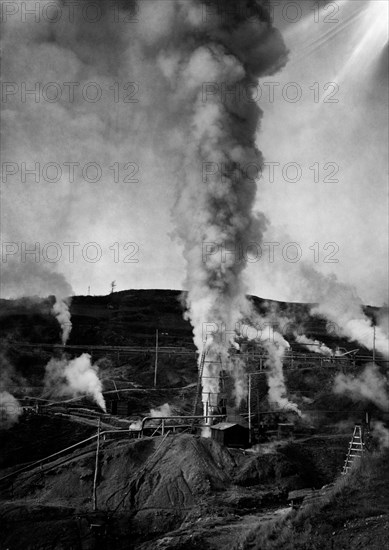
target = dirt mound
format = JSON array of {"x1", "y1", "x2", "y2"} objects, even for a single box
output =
[
  {"x1": 0, "y1": 432, "x2": 357, "y2": 549},
  {"x1": 3, "y1": 435, "x2": 235, "y2": 541},
  {"x1": 1, "y1": 433, "x2": 308, "y2": 548}
]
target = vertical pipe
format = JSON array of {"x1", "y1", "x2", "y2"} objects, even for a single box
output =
[
  {"x1": 92, "y1": 418, "x2": 101, "y2": 511},
  {"x1": 248, "y1": 374, "x2": 252, "y2": 444},
  {"x1": 154, "y1": 329, "x2": 159, "y2": 387}
]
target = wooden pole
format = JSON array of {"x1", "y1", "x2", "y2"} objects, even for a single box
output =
[
  {"x1": 154, "y1": 329, "x2": 159, "y2": 387},
  {"x1": 248, "y1": 374, "x2": 252, "y2": 444},
  {"x1": 92, "y1": 418, "x2": 101, "y2": 511},
  {"x1": 112, "y1": 379, "x2": 120, "y2": 400},
  {"x1": 373, "y1": 326, "x2": 376, "y2": 363}
]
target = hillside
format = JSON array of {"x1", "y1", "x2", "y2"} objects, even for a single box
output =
[
  {"x1": 0, "y1": 289, "x2": 380, "y2": 352},
  {"x1": 243, "y1": 449, "x2": 389, "y2": 550}
]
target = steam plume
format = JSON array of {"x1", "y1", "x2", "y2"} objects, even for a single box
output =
[
  {"x1": 333, "y1": 363, "x2": 389, "y2": 410},
  {"x1": 44, "y1": 353, "x2": 106, "y2": 411},
  {"x1": 159, "y1": 0, "x2": 288, "y2": 406},
  {"x1": 243, "y1": 309, "x2": 300, "y2": 414},
  {"x1": 129, "y1": 403, "x2": 173, "y2": 431},
  {"x1": 294, "y1": 333, "x2": 332, "y2": 357},
  {"x1": 0, "y1": 391, "x2": 22, "y2": 429},
  {"x1": 262, "y1": 331, "x2": 300, "y2": 415},
  {"x1": 150, "y1": 403, "x2": 172, "y2": 418},
  {"x1": 300, "y1": 265, "x2": 389, "y2": 358},
  {"x1": 371, "y1": 421, "x2": 389, "y2": 449},
  {"x1": 52, "y1": 297, "x2": 72, "y2": 345},
  {"x1": 2, "y1": 255, "x2": 73, "y2": 344}
]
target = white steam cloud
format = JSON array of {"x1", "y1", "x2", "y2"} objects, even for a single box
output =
[
  {"x1": 150, "y1": 403, "x2": 172, "y2": 418},
  {"x1": 262, "y1": 332, "x2": 300, "y2": 416},
  {"x1": 1, "y1": 0, "x2": 288, "y2": 411},
  {"x1": 371, "y1": 420, "x2": 389, "y2": 449},
  {"x1": 157, "y1": 0, "x2": 289, "y2": 408},
  {"x1": 333, "y1": 363, "x2": 389, "y2": 411},
  {"x1": 241, "y1": 313, "x2": 300, "y2": 415},
  {"x1": 300, "y1": 265, "x2": 389, "y2": 358},
  {"x1": 294, "y1": 333, "x2": 332, "y2": 357},
  {"x1": 129, "y1": 403, "x2": 173, "y2": 431},
  {"x1": 52, "y1": 297, "x2": 72, "y2": 345},
  {"x1": 44, "y1": 353, "x2": 106, "y2": 411},
  {"x1": 0, "y1": 391, "x2": 22, "y2": 429},
  {"x1": 255, "y1": 261, "x2": 389, "y2": 359}
]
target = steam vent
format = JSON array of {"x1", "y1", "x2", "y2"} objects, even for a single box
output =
[{"x1": 1, "y1": 1, "x2": 388, "y2": 549}]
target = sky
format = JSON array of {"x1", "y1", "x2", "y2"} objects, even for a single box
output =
[{"x1": 1, "y1": 0, "x2": 388, "y2": 306}]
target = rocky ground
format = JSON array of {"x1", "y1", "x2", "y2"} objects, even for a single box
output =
[
  {"x1": 0, "y1": 420, "x2": 352, "y2": 549},
  {"x1": 242, "y1": 449, "x2": 389, "y2": 550}
]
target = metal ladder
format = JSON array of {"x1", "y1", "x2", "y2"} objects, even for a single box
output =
[{"x1": 342, "y1": 424, "x2": 365, "y2": 475}]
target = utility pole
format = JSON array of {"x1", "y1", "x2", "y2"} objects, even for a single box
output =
[
  {"x1": 92, "y1": 418, "x2": 101, "y2": 511},
  {"x1": 110, "y1": 281, "x2": 116, "y2": 294},
  {"x1": 248, "y1": 373, "x2": 252, "y2": 444},
  {"x1": 373, "y1": 325, "x2": 376, "y2": 363},
  {"x1": 112, "y1": 379, "x2": 120, "y2": 400},
  {"x1": 154, "y1": 329, "x2": 159, "y2": 387}
]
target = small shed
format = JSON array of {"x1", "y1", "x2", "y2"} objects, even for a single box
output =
[{"x1": 211, "y1": 422, "x2": 249, "y2": 448}]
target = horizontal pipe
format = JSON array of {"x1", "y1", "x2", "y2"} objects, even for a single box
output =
[
  {"x1": 9, "y1": 343, "x2": 385, "y2": 362},
  {"x1": 0, "y1": 429, "x2": 128, "y2": 484},
  {"x1": 140, "y1": 415, "x2": 225, "y2": 434}
]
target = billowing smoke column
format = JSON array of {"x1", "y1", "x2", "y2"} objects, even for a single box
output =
[
  {"x1": 44, "y1": 353, "x2": 106, "y2": 411},
  {"x1": 246, "y1": 319, "x2": 301, "y2": 414},
  {"x1": 157, "y1": 0, "x2": 288, "y2": 411},
  {"x1": 294, "y1": 333, "x2": 332, "y2": 357},
  {"x1": 334, "y1": 363, "x2": 389, "y2": 411},
  {"x1": 299, "y1": 266, "x2": 389, "y2": 358},
  {"x1": 52, "y1": 297, "x2": 72, "y2": 345},
  {"x1": 1, "y1": 252, "x2": 73, "y2": 345}
]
